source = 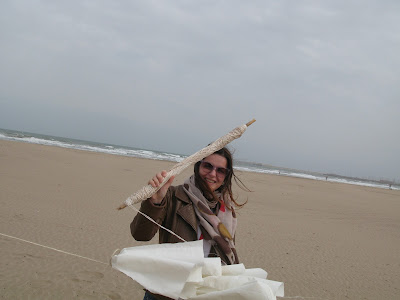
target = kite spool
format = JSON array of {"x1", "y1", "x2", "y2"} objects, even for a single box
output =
[{"x1": 118, "y1": 119, "x2": 256, "y2": 210}]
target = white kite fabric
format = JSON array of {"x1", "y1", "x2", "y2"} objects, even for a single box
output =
[
  {"x1": 121, "y1": 123, "x2": 249, "y2": 208},
  {"x1": 111, "y1": 240, "x2": 284, "y2": 300}
]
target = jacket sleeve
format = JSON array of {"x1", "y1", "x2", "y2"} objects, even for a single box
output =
[{"x1": 130, "y1": 186, "x2": 173, "y2": 241}]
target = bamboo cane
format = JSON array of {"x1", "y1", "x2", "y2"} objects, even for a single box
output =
[{"x1": 118, "y1": 119, "x2": 255, "y2": 210}]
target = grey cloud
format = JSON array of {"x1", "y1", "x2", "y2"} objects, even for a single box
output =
[{"x1": 0, "y1": 0, "x2": 399, "y2": 181}]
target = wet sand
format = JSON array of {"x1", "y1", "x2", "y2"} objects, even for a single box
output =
[{"x1": 1, "y1": 139, "x2": 399, "y2": 299}]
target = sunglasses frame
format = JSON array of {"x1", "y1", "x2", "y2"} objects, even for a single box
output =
[{"x1": 199, "y1": 160, "x2": 230, "y2": 178}]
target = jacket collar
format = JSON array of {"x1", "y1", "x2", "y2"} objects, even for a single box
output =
[
  {"x1": 175, "y1": 185, "x2": 198, "y2": 234},
  {"x1": 175, "y1": 185, "x2": 191, "y2": 203}
]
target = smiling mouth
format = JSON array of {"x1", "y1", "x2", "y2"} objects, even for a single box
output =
[{"x1": 205, "y1": 178, "x2": 216, "y2": 184}]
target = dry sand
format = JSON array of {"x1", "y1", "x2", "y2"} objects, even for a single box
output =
[{"x1": 1, "y1": 139, "x2": 399, "y2": 300}]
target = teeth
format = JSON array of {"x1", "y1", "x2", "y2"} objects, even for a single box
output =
[{"x1": 206, "y1": 179, "x2": 215, "y2": 183}]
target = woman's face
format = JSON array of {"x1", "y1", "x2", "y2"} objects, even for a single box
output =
[{"x1": 199, "y1": 154, "x2": 228, "y2": 192}]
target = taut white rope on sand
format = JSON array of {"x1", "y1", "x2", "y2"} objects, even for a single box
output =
[{"x1": 118, "y1": 119, "x2": 256, "y2": 210}]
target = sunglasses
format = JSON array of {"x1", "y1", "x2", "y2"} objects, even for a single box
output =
[{"x1": 200, "y1": 160, "x2": 230, "y2": 177}]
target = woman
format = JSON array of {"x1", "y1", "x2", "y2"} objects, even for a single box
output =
[{"x1": 130, "y1": 147, "x2": 248, "y2": 300}]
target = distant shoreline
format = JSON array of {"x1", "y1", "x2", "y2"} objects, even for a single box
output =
[{"x1": 0, "y1": 127, "x2": 399, "y2": 190}]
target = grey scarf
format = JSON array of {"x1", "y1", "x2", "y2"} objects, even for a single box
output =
[{"x1": 183, "y1": 175, "x2": 239, "y2": 265}]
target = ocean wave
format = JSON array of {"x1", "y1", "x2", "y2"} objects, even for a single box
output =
[{"x1": 0, "y1": 128, "x2": 398, "y2": 191}]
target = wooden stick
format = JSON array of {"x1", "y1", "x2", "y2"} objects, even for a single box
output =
[
  {"x1": 118, "y1": 119, "x2": 256, "y2": 210},
  {"x1": 246, "y1": 119, "x2": 256, "y2": 126}
]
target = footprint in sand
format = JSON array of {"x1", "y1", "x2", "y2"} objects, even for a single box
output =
[
  {"x1": 105, "y1": 291, "x2": 122, "y2": 300},
  {"x1": 30, "y1": 279, "x2": 53, "y2": 289},
  {"x1": 72, "y1": 271, "x2": 104, "y2": 283},
  {"x1": 13, "y1": 213, "x2": 24, "y2": 220}
]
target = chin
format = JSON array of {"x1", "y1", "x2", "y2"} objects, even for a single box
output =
[
  {"x1": 207, "y1": 184, "x2": 215, "y2": 191},
  {"x1": 204, "y1": 184, "x2": 214, "y2": 192},
  {"x1": 209, "y1": 185, "x2": 221, "y2": 192}
]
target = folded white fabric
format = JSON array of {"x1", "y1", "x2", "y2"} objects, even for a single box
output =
[
  {"x1": 111, "y1": 240, "x2": 284, "y2": 300},
  {"x1": 193, "y1": 275, "x2": 284, "y2": 299},
  {"x1": 190, "y1": 280, "x2": 276, "y2": 300},
  {"x1": 111, "y1": 241, "x2": 204, "y2": 299}
]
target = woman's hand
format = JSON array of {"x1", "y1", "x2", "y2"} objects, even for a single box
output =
[{"x1": 148, "y1": 170, "x2": 175, "y2": 204}]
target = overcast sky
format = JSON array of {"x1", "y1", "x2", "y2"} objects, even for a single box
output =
[{"x1": 1, "y1": 0, "x2": 399, "y2": 182}]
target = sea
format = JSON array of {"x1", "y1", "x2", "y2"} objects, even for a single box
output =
[{"x1": 1, "y1": 128, "x2": 398, "y2": 191}]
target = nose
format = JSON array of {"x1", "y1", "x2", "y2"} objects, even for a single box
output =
[{"x1": 208, "y1": 168, "x2": 217, "y2": 177}]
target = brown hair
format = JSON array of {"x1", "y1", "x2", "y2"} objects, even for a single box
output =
[{"x1": 194, "y1": 147, "x2": 250, "y2": 207}]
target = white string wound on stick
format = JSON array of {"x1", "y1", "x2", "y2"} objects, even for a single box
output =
[{"x1": 118, "y1": 119, "x2": 255, "y2": 210}]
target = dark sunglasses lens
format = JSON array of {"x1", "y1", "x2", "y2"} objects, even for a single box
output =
[
  {"x1": 217, "y1": 168, "x2": 228, "y2": 176},
  {"x1": 201, "y1": 161, "x2": 229, "y2": 177},
  {"x1": 202, "y1": 162, "x2": 213, "y2": 170}
]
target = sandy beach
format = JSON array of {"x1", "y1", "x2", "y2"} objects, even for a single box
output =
[{"x1": 1, "y1": 139, "x2": 399, "y2": 299}]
